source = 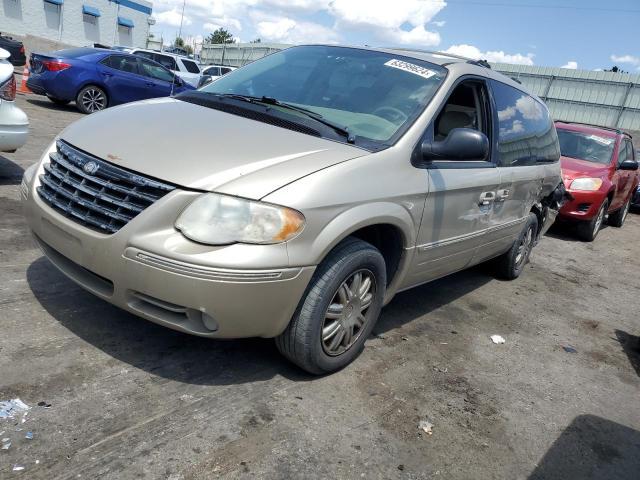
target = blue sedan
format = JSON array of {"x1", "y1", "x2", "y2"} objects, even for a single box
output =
[{"x1": 27, "y1": 48, "x2": 194, "y2": 114}]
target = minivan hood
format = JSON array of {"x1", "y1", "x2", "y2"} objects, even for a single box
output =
[
  {"x1": 560, "y1": 155, "x2": 611, "y2": 184},
  {"x1": 60, "y1": 98, "x2": 368, "y2": 199}
]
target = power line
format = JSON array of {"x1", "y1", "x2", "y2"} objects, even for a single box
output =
[{"x1": 441, "y1": 0, "x2": 640, "y2": 14}]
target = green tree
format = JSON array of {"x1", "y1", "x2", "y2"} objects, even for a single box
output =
[
  {"x1": 205, "y1": 28, "x2": 235, "y2": 44},
  {"x1": 250, "y1": 38, "x2": 261, "y2": 43},
  {"x1": 174, "y1": 36, "x2": 185, "y2": 47}
]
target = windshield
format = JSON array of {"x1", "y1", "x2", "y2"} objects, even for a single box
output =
[
  {"x1": 557, "y1": 129, "x2": 615, "y2": 165},
  {"x1": 199, "y1": 46, "x2": 447, "y2": 146}
]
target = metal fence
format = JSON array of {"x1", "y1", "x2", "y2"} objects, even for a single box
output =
[
  {"x1": 492, "y1": 63, "x2": 640, "y2": 131},
  {"x1": 199, "y1": 42, "x2": 290, "y2": 67}
]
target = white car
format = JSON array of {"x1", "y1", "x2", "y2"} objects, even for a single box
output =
[
  {"x1": 129, "y1": 49, "x2": 201, "y2": 87},
  {"x1": 0, "y1": 48, "x2": 28, "y2": 152},
  {"x1": 197, "y1": 65, "x2": 236, "y2": 88}
]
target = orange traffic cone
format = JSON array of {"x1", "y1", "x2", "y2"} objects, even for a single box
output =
[{"x1": 18, "y1": 64, "x2": 31, "y2": 94}]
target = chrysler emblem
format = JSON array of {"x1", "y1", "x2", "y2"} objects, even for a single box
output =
[{"x1": 83, "y1": 161, "x2": 99, "y2": 175}]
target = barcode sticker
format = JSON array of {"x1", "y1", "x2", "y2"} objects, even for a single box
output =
[{"x1": 384, "y1": 59, "x2": 437, "y2": 79}]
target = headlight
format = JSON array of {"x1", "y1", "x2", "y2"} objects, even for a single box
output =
[
  {"x1": 569, "y1": 177, "x2": 603, "y2": 191},
  {"x1": 175, "y1": 193, "x2": 305, "y2": 245}
]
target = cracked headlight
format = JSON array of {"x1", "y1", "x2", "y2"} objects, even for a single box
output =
[
  {"x1": 570, "y1": 177, "x2": 603, "y2": 191},
  {"x1": 175, "y1": 193, "x2": 305, "y2": 245}
]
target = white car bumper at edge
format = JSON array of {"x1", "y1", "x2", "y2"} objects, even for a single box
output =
[{"x1": 0, "y1": 99, "x2": 28, "y2": 152}]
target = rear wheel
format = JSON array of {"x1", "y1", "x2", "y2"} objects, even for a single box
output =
[
  {"x1": 75, "y1": 85, "x2": 107, "y2": 114},
  {"x1": 46, "y1": 95, "x2": 70, "y2": 105},
  {"x1": 275, "y1": 237, "x2": 386, "y2": 375},
  {"x1": 495, "y1": 213, "x2": 538, "y2": 280},
  {"x1": 608, "y1": 197, "x2": 630, "y2": 228},
  {"x1": 576, "y1": 199, "x2": 608, "y2": 241}
]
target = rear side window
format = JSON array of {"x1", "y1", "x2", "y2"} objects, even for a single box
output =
[
  {"x1": 104, "y1": 55, "x2": 140, "y2": 75},
  {"x1": 181, "y1": 59, "x2": 200, "y2": 74},
  {"x1": 617, "y1": 139, "x2": 631, "y2": 166},
  {"x1": 205, "y1": 66, "x2": 220, "y2": 76},
  {"x1": 491, "y1": 80, "x2": 560, "y2": 166},
  {"x1": 154, "y1": 54, "x2": 178, "y2": 71},
  {"x1": 133, "y1": 50, "x2": 154, "y2": 61},
  {"x1": 221, "y1": 67, "x2": 232, "y2": 75}
]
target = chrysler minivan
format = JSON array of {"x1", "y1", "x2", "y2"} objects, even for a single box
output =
[{"x1": 22, "y1": 46, "x2": 563, "y2": 374}]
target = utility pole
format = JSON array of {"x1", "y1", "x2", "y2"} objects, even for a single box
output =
[{"x1": 177, "y1": 0, "x2": 186, "y2": 40}]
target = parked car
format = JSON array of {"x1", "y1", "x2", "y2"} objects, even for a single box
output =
[
  {"x1": 632, "y1": 184, "x2": 640, "y2": 208},
  {"x1": 0, "y1": 33, "x2": 26, "y2": 67},
  {"x1": 26, "y1": 48, "x2": 194, "y2": 114},
  {"x1": 555, "y1": 121, "x2": 639, "y2": 241},
  {"x1": 197, "y1": 65, "x2": 236, "y2": 88},
  {"x1": 129, "y1": 49, "x2": 201, "y2": 87},
  {"x1": 21, "y1": 45, "x2": 563, "y2": 374},
  {"x1": 0, "y1": 48, "x2": 28, "y2": 152}
]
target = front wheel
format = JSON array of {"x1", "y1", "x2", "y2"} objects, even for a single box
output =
[
  {"x1": 494, "y1": 213, "x2": 538, "y2": 280},
  {"x1": 576, "y1": 199, "x2": 608, "y2": 241},
  {"x1": 608, "y1": 197, "x2": 630, "y2": 228},
  {"x1": 276, "y1": 237, "x2": 386, "y2": 375},
  {"x1": 75, "y1": 85, "x2": 108, "y2": 114}
]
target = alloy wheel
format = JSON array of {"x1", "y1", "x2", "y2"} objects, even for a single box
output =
[
  {"x1": 81, "y1": 88, "x2": 106, "y2": 112},
  {"x1": 593, "y1": 203, "x2": 605, "y2": 234},
  {"x1": 321, "y1": 269, "x2": 376, "y2": 356},
  {"x1": 515, "y1": 226, "x2": 534, "y2": 266}
]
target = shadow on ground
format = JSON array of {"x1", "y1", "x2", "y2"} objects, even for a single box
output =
[
  {"x1": 27, "y1": 97, "x2": 77, "y2": 112},
  {"x1": 529, "y1": 415, "x2": 640, "y2": 480},
  {"x1": 615, "y1": 329, "x2": 640, "y2": 377},
  {"x1": 0, "y1": 154, "x2": 24, "y2": 185},
  {"x1": 27, "y1": 254, "x2": 494, "y2": 385}
]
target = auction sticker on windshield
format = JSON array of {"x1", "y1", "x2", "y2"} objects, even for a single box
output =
[{"x1": 384, "y1": 59, "x2": 437, "y2": 79}]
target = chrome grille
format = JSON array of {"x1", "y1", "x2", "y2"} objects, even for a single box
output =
[{"x1": 37, "y1": 140, "x2": 175, "y2": 234}]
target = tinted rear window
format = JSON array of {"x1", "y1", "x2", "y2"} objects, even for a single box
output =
[
  {"x1": 492, "y1": 80, "x2": 560, "y2": 166},
  {"x1": 182, "y1": 59, "x2": 200, "y2": 73}
]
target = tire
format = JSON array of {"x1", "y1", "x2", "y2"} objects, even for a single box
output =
[
  {"x1": 576, "y1": 199, "x2": 608, "y2": 242},
  {"x1": 275, "y1": 237, "x2": 386, "y2": 375},
  {"x1": 75, "y1": 85, "x2": 108, "y2": 114},
  {"x1": 495, "y1": 213, "x2": 538, "y2": 280},
  {"x1": 46, "y1": 95, "x2": 70, "y2": 105},
  {"x1": 608, "y1": 196, "x2": 630, "y2": 228}
]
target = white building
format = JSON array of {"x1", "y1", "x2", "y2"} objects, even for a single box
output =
[{"x1": 0, "y1": 0, "x2": 153, "y2": 49}]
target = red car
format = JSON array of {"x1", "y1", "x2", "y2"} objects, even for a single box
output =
[{"x1": 556, "y1": 121, "x2": 639, "y2": 241}]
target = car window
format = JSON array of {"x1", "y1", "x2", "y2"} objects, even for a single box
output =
[
  {"x1": 557, "y1": 129, "x2": 615, "y2": 165},
  {"x1": 104, "y1": 55, "x2": 140, "y2": 75},
  {"x1": 200, "y1": 45, "x2": 447, "y2": 144},
  {"x1": 182, "y1": 59, "x2": 200, "y2": 74},
  {"x1": 139, "y1": 59, "x2": 175, "y2": 83},
  {"x1": 205, "y1": 66, "x2": 220, "y2": 76},
  {"x1": 433, "y1": 81, "x2": 489, "y2": 143},
  {"x1": 492, "y1": 80, "x2": 560, "y2": 166},
  {"x1": 154, "y1": 54, "x2": 178, "y2": 71},
  {"x1": 221, "y1": 68, "x2": 232, "y2": 75}
]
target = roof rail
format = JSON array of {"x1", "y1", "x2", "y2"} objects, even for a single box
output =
[
  {"x1": 386, "y1": 48, "x2": 491, "y2": 68},
  {"x1": 555, "y1": 120, "x2": 629, "y2": 137}
]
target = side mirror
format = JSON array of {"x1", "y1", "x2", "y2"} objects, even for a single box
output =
[
  {"x1": 618, "y1": 159, "x2": 639, "y2": 171},
  {"x1": 421, "y1": 128, "x2": 490, "y2": 162}
]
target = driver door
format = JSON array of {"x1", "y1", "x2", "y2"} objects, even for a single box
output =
[{"x1": 409, "y1": 78, "x2": 501, "y2": 285}]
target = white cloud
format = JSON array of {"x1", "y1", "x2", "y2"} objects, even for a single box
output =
[
  {"x1": 516, "y1": 95, "x2": 543, "y2": 120},
  {"x1": 445, "y1": 44, "x2": 534, "y2": 65},
  {"x1": 155, "y1": 9, "x2": 192, "y2": 28},
  {"x1": 432, "y1": 20, "x2": 446, "y2": 27},
  {"x1": 498, "y1": 105, "x2": 516, "y2": 122},
  {"x1": 611, "y1": 54, "x2": 640, "y2": 66},
  {"x1": 561, "y1": 61, "x2": 578, "y2": 69},
  {"x1": 388, "y1": 25, "x2": 440, "y2": 46},
  {"x1": 255, "y1": 16, "x2": 339, "y2": 44}
]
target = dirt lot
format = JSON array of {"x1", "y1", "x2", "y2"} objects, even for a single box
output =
[{"x1": 1, "y1": 95, "x2": 639, "y2": 480}]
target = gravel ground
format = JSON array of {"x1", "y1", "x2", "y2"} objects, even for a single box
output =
[{"x1": 1, "y1": 94, "x2": 639, "y2": 480}]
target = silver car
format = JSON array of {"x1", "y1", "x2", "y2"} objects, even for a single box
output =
[{"x1": 22, "y1": 45, "x2": 562, "y2": 374}]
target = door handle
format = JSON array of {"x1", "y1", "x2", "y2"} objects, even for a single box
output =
[
  {"x1": 479, "y1": 191, "x2": 496, "y2": 206},
  {"x1": 496, "y1": 189, "x2": 510, "y2": 201},
  {"x1": 146, "y1": 82, "x2": 155, "y2": 87},
  {"x1": 102, "y1": 72, "x2": 113, "y2": 77}
]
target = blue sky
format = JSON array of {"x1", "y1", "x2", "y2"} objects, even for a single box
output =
[{"x1": 150, "y1": 0, "x2": 640, "y2": 71}]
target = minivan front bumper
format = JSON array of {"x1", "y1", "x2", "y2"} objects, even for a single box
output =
[{"x1": 21, "y1": 162, "x2": 315, "y2": 339}]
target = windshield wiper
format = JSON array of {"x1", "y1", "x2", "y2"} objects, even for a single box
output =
[{"x1": 214, "y1": 93, "x2": 356, "y2": 144}]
